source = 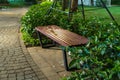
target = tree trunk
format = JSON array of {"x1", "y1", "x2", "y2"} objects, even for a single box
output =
[
  {"x1": 62, "y1": 0, "x2": 68, "y2": 11},
  {"x1": 71, "y1": 0, "x2": 78, "y2": 12},
  {"x1": 91, "y1": 0, "x2": 94, "y2": 6}
]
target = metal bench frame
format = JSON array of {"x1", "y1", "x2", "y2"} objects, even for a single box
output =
[{"x1": 35, "y1": 25, "x2": 88, "y2": 71}]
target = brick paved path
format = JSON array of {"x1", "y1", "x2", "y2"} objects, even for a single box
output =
[{"x1": 0, "y1": 14, "x2": 47, "y2": 80}]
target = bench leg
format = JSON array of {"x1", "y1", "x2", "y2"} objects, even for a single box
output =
[
  {"x1": 62, "y1": 47, "x2": 69, "y2": 71},
  {"x1": 36, "y1": 31, "x2": 44, "y2": 48},
  {"x1": 36, "y1": 31, "x2": 56, "y2": 48},
  {"x1": 37, "y1": 31, "x2": 69, "y2": 71}
]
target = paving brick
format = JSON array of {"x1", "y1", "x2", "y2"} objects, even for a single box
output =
[
  {"x1": 0, "y1": 67, "x2": 5, "y2": 71},
  {"x1": 0, "y1": 78, "x2": 8, "y2": 80},
  {"x1": 23, "y1": 68, "x2": 32, "y2": 71},
  {"x1": 32, "y1": 77, "x2": 39, "y2": 80},
  {"x1": 8, "y1": 73, "x2": 16, "y2": 78},
  {"x1": 7, "y1": 70, "x2": 15, "y2": 74},
  {"x1": 0, "y1": 9, "x2": 47, "y2": 80},
  {"x1": 25, "y1": 74, "x2": 33, "y2": 79},
  {"x1": 0, "y1": 74, "x2": 8, "y2": 78},
  {"x1": 0, "y1": 71, "x2": 7, "y2": 74},
  {"x1": 17, "y1": 76, "x2": 24, "y2": 80},
  {"x1": 25, "y1": 71, "x2": 33, "y2": 75},
  {"x1": 6, "y1": 67, "x2": 14, "y2": 70},
  {"x1": 8, "y1": 78, "x2": 16, "y2": 80},
  {"x1": 25, "y1": 79, "x2": 33, "y2": 80}
]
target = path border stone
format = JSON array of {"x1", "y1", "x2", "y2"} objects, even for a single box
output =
[{"x1": 19, "y1": 33, "x2": 48, "y2": 80}]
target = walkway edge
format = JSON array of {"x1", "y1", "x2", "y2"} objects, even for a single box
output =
[{"x1": 19, "y1": 33, "x2": 48, "y2": 80}]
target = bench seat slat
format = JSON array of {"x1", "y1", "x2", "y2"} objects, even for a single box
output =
[{"x1": 35, "y1": 25, "x2": 88, "y2": 46}]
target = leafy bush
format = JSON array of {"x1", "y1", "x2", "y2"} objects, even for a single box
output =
[
  {"x1": 35, "y1": 0, "x2": 47, "y2": 2},
  {"x1": 21, "y1": 1, "x2": 53, "y2": 45},
  {"x1": 0, "y1": 0, "x2": 8, "y2": 3},
  {"x1": 112, "y1": 0, "x2": 120, "y2": 5},
  {"x1": 62, "y1": 18, "x2": 120, "y2": 80},
  {"x1": 21, "y1": 1, "x2": 120, "y2": 79},
  {"x1": 21, "y1": 1, "x2": 70, "y2": 45}
]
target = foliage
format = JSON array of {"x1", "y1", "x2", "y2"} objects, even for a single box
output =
[
  {"x1": 21, "y1": 1, "x2": 120, "y2": 79},
  {"x1": 21, "y1": 1, "x2": 120, "y2": 46},
  {"x1": 96, "y1": 0, "x2": 108, "y2": 7},
  {"x1": 0, "y1": 0, "x2": 8, "y2": 3},
  {"x1": 112, "y1": 0, "x2": 120, "y2": 5},
  {"x1": 62, "y1": 17, "x2": 120, "y2": 80},
  {"x1": 21, "y1": 1, "x2": 53, "y2": 45},
  {"x1": 21, "y1": 1, "x2": 70, "y2": 45},
  {"x1": 35, "y1": 0, "x2": 47, "y2": 2}
]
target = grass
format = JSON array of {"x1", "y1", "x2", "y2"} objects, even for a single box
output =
[{"x1": 78, "y1": 5, "x2": 120, "y2": 25}]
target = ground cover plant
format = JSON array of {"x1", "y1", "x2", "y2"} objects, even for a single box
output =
[
  {"x1": 21, "y1": 1, "x2": 120, "y2": 80},
  {"x1": 21, "y1": 1, "x2": 69, "y2": 45},
  {"x1": 62, "y1": 17, "x2": 120, "y2": 80},
  {"x1": 112, "y1": 0, "x2": 120, "y2": 5},
  {"x1": 21, "y1": 1, "x2": 54, "y2": 45},
  {"x1": 78, "y1": 5, "x2": 120, "y2": 25}
]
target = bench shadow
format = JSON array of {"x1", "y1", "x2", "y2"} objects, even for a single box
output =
[{"x1": 42, "y1": 44, "x2": 61, "y2": 50}]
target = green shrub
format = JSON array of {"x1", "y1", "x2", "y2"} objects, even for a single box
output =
[
  {"x1": 61, "y1": 18, "x2": 120, "y2": 80},
  {"x1": 21, "y1": 1, "x2": 120, "y2": 79},
  {"x1": 21, "y1": 1, "x2": 70, "y2": 45},
  {"x1": 112, "y1": 0, "x2": 120, "y2": 5},
  {"x1": 21, "y1": 1, "x2": 53, "y2": 45},
  {"x1": 0, "y1": 0, "x2": 8, "y2": 4}
]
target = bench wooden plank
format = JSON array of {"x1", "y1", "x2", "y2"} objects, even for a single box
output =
[
  {"x1": 35, "y1": 25, "x2": 88, "y2": 46},
  {"x1": 35, "y1": 25, "x2": 89, "y2": 71}
]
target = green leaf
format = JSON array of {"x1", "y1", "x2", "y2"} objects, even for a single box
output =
[
  {"x1": 118, "y1": 73, "x2": 120, "y2": 79},
  {"x1": 69, "y1": 59, "x2": 81, "y2": 69},
  {"x1": 97, "y1": 71, "x2": 108, "y2": 78},
  {"x1": 116, "y1": 46, "x2": 120, "y2": 50},
  {"x1": 69, "y1": 59, "x2": 77, "y2": 69},
  {"x1": 83, "y1": 48, "x2": 90, "y2": 54},
  {"x1": 95, "y1": 36, "x2": 98, "y2": 43},
  {"x1": 100, "y1": 48, "x2": 106, "y2": 55}
]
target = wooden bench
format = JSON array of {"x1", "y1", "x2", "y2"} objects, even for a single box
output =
[{"x1": 35, "y1": 25, "x2": 88, "y2": 71}]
